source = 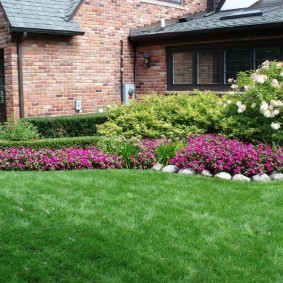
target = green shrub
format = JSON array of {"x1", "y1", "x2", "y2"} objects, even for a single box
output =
[
  {"x1": 96, "y1": 137, "x2": 141, "y2": 168},
  {"x1": 0, "y1": 136, "x2": 100, "y2": 150},
  {"x1": 220, "y1": 60, "x2": 283, "y2": 144},
  {"x1": 25, "y1": 113, "x2": 107, "y2": 138},
  {"x1": 0, "y1": 117, "x2": 40, "y2": 141},
  {"x1": 155, "y1": 140, "x2": 186, "y2": 165},
  {"x1": 97, "y1": 91, "x2": 222, "y2": 138}
]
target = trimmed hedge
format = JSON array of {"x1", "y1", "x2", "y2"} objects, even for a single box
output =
[
  {"x1": 25, "y1": 113, "x2": 108, "y2": 138},
  {"x1": 0, "y1": 136, "x2": 100, "y2": 150}
]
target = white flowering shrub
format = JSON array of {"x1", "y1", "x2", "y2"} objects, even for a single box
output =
[{"x1": 221, "y1": 61, "x2": 283, "y2": 144}]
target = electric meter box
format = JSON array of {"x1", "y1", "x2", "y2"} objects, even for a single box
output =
[
  {"x1": 122, "y1": 84, "x2": 136, "y2": 105},
  {"x1": 75, "y1": 100, "x2": 82, "y2": 111}
]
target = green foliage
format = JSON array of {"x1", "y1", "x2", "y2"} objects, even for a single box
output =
[
  {"x1": 97, "y1": 91, "x2": 222, "y2": 138},
  {"x1": 220, "y1": 61, "x2": 283, "y2": 144},
  {"x1": 25, "y1": 113, "x2": 107, "y2": 138},
  {"x1": 0, "y1": 136, "x2": 100, "y2": 150},
  {"x1": 155, "y1": 140, "x2": 186, "y2": 165},
  {"x1": 0, "y1": 117, "x2": 40, "y2": 141},
  {"x1": 96, "y1": 137, "x2": 141, "y2": 168}
]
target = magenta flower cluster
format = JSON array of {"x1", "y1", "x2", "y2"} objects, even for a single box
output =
[
  {"x1": 170, "y1": 134, "x2": 283, "y2": 176},
  {"x1": 0, "y1": 147, "x2": 123, "y2": 171}
]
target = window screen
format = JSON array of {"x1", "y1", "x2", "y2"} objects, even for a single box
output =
[
  {"x1": 197, "y1": 50, "x2": 220, "y2": 84},
  {"x1": 254, "y1": 47, "x2": 281, "y2": 68},
  {"x1": 173, "y1": 51, "x2": 193, "y2": 84},
  {"x1": 225, "y1": 49, "x2": 250, "y2": 83}
]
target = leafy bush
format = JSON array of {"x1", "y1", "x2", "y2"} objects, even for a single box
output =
[
  {"x1": 97, "y1": 92, "x2": 222, "y2": 138},
  {"x1": 96, "y1": 137, "x2": 142, "y2": 168},
  {"x1": 96, "y1": 137, "x2": 157, "y2": 169},
  {"x1": 0, "y1": 117, "x2": 40, "y2": 141},
  {"x1": 154, "y1": 140, "x2": 186, "y2": 165},
  {"x1": 170, "y1": 134, "x2": 283, "y2": 176},
  {"x1": 26, "y1": 113, "x2": 107, "y2": 138},
  {"x1": 220, "y1": 61, "x2": 283, "y2": 144},
  {"x1": 0, "y1": 136, "x2": 100, "y2": 150}
]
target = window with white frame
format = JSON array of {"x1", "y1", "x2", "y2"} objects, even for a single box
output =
[{"x1": 162, "y1": 0, "x2": 182, "y2": 3}]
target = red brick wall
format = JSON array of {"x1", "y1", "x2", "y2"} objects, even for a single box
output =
[
  {"x1": 0, "y1": 5, "x2": 18, "y2": 119},
  {"x1": 1, "y1": 0, "x2": 207, "y2": 117},
  {"x1": 135, "y1": 45, "x2": 168, "y2": 94}
]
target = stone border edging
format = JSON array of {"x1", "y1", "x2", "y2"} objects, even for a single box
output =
[{"x1": 151, "y1": 164, "x2": 283, "y2": 182}]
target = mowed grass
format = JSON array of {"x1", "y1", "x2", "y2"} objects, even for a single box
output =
[{"x1": 0, "y1": 170, "x2": 283, "y2": 283}]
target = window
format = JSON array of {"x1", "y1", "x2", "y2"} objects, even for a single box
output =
[
  {"x1": 167, "y1": 0, "x2": 182, "y2": 3},
  {"x1": 224, "y1": 49, "x2": 250, "y2": 83},
  {"x1": 254, "y1": 47, "x2": 281, "y2": 68},
  {"x1": 173, "y1": 52, "x2": 193, "y2": 84},
  {"x1": 197, "y1": 50, "x2": 220, "y2": 84},
  {"x1": 168, "y1": 44, "x2": 282, "y2": 91},
  {"x1": 158, "y1": 0, "x2": 182, "y2": 3}
]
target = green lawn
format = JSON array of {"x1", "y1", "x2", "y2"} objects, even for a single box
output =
[{"x1": 0, "y1": 170, "x2": 283, "y2": 283}]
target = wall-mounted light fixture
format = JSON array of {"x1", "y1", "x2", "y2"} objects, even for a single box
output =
[{"x1": 143, "y1": 53, "x2": 151, "y2": 67}]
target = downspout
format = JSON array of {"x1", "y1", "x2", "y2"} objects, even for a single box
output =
[
  {"x1": 120, "y1": 38, "x2": 123, "y2": 103},
  {"x1": 133, "y1": 43, "x2": 137, "y2": 86},
  {"x1": 16, "y1": 32, "x2": 26, "y2": 118}
]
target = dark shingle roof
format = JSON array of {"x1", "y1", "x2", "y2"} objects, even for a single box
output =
[
  {"x1": 0, "y1": 0, "x2": 84, "y2": 35},
  {"x1": 129, "y1": 5, "x2": 283, "y2": 42},
  {"x1": 64, "y1": 0, "x2": 84, "y2": 21}
]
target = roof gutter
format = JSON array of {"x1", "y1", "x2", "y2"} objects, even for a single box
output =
[{"x1": 10, "y1": 27, "x2": 85, "y2": 36}]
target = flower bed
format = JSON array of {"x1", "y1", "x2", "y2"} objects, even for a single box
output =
[
  {"x1": 0, "y1": 135, "x2": 283, "y2": 176},
  {"x1": 170, "y1": 134, "x2": 283, "y2": 177},
  {"x1": 0, "y1": 147, "x2": 123, "y2": 171}
]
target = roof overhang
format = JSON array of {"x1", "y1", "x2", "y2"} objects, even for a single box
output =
[
  {"x1": 10, "y1": 26, "x2": 85, "y2": 36},
  {"x1": 129, "y1": 22, "x2": 283, "y2": 44}
]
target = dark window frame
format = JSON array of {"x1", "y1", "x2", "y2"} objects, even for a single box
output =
[{"x1": 167, "y1": 42, "x2": 283, "y2": 91}]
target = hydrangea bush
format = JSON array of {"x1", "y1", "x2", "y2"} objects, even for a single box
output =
[
  {"x1": 170, "y1": 134, "x2": 283, "y2": 176},
  {"x1": 221, "y1": 60, "x2": 283, "y2": 144}
]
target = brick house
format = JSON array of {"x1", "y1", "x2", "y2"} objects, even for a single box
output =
[
  {"x1": 0, "y1": 0, "x2": 207, "y2": 121},
  {"x1": 1, "y1": 0, "x2": 283, "y2": 121},
  {"x1": 130, "y1": 0, "x2": 283, "y2": 93}
]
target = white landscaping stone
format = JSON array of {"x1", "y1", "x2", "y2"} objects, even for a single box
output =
[
  {"x1": 162, "y1": 165, "x2": 178, "y2": 173},
  {"x1": 201, "y1": 170, "x2": 213, "y2": 177},
  {"x1": 178, "y1": 168, "x2": 196, "y2": 175},
  {"x1": 269, "y1": 172, "x2": 283, "y2": 181},
  {"x1": 151, "y1": 163, "x2": 164, "y2": 171},
  {"x1": 214, "y1": 172, "x2": 232, "y2": 180},
  {"x1": 232, "y1": 174, "x2": 251, "y2": 182},
  {"x1": 252, "y1": 174, "x2": 271, "y2": 182}
]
